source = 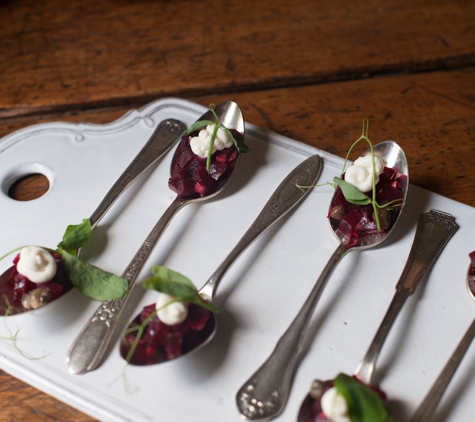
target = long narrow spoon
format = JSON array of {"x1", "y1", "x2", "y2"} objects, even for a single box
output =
[
  {"x1": 66, "y1": 102, "x2": 244, "y2": 375},
  {"x1": 297, "y1": 209, "x2": 458, "y2": 422},
  {"x1": 409, "y1": 254, "x2": 475, "y2": 422},
  {"x1": 119, "y1": 154, "x2": 323, "y2": 365},
  {"x1": 0, "y1": 118, "x2": 186, "y2": 316},
  {"x1": 236, "y1": 141, "x2": 409, "y2": 421}
]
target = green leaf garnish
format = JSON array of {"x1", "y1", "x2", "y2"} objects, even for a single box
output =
[
  {"x1": 61, "y1": 251, "x2": 128, "y2": 301},
  {"x1": 2, "y1": 218, "x2": 129, "y2": 304},
  {"x1": 57, "y1": 218, "x2": 92, "y2": 255},
  {"x1": 184, "y1": 104, "x2": 250, "y2": 171},
  {"x1": 333, "y1": 177, "x2": 372, "y2": 205},
  {"x1": 333, "y1": 373, "x2": 390, "y2": 422},
  {"x1": 142, "y1": 265, "x2": 219, "y2": 313}
]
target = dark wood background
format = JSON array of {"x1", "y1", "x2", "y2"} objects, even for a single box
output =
[{"x1": 1, "y1": 0, "x2": 474, "y2": 419}]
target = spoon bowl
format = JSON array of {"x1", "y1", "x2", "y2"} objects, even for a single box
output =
[
  {"x1": 118, "y1": 154, "x2": 324, "y2": 365},
  {"x1": 66, "y1": 102, "x2": 245, "y2": 374},
  {"x1": 236, "y1": 141, "x2": 409, "y2": 421}
]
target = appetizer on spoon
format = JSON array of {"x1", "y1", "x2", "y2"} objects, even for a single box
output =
[
  {"x1": 0, "y1": 118, "x2": 186, "y2": 315},
  {"x1": 409, "y1": 250, "x2": 475, "y2": 422},
  {"x1": 298, "y1": 209, "x2": 458, "y2": 422},
  {"x1": 66, "y1": 101, "x2": 249, "y2": 375},
  {"x1": 119, "y1": 154, "x2": 323, "y2": 365},
  {"x1": 236, "y1": 124, "x2": 409, "y2": 421}
]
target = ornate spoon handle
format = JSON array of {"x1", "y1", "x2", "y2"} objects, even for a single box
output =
[
  {"x1": 67, "y1": 197, "x2": 187, "y2": 374},
  {"x1": 199, "y1": 155, "x2": 323, "y2": 302},
  {"x1": 409, "y1": 317, "x2": 475, "y2": 422},
  {"x1": 236, "y1": 243, "x2": 350, "y2": 420},
  {"x1": 354, "y1": 209, "x2": 459, "y2": 384},
  {"x1": 89, "y1": 118, "x2": 186, "y2": 228}
]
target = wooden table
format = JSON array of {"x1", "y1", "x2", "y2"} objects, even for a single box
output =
[{"x1": 1, "y1": 0, "x2": 474, "y2": 420}]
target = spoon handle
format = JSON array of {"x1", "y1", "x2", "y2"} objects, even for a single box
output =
[
  {"x1": 354, "y1": 209, "x2": 459, "y2": 384},
  {"x1": 236, "y1": 243, "x2": 350, "y2": 421},
  {"x1": 409, "y1": 317, "x2": 475, "y2": 422},
  {"x1": 199, "y1": 155, "x2": 323, "y2": 302},
  {"x1": 89, "y1": 118, "x2": 186, "y2": 228},
  {"x1": 66, "y1": 197, "x2": 187, "y2": 375}
]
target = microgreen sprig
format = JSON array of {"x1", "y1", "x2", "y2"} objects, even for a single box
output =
[
  {"x1": 184, "y1": 104, "x2": 250, "y2": 171},
  {"x1": 0, "y1": 295, "x2": 47, "y2": 359},
  {"x1": 296, "y1": 118, "x2": 404, "y2": 232}
]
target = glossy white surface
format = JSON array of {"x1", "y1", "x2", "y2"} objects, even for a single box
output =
[{"x1": 0, "y1": 98, "x2": 474, "y2": 421}]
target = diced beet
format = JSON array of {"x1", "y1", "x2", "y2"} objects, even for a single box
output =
[
  {"x1": 355, "y1": 215, "x2": 379, "y2": 234},
  {"x1": 215, "y1": 153, "x2": 228, "y2": 163},
  {"x1": 184, "y1": 304, "x2": 210, "y2": 331},
  {"x1": 377, "y1": 181, "x2": 403, "y2": 204},
  {"x1": 193, "y1": 167, "x2": 214, "y2": 196},
  {"x1": 208, "y1": 162, "x2": 228, "y2": 180},
  {"x1": 227, "y1": 148, "x2": 238, "y2": 162},
  {"x1": 164, "y1": 331, "x2": 184, "y2": 360},
  {"x1": 187, "y1": 156, "x2": 206, "y2": 177},
  {"x1": 12, "y1": 253, "x2": 20, "y2": 265},
  {"x1": 143, "y1": 318, "x2": 167, "y2": 348},
  {"x1": 168, "y1": 177, "x2": 196, "y2": 197},
  {"x1": 175, "y1": 148, "x2": 196, "y2": 169}
]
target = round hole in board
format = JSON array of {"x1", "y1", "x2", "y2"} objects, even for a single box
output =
[{"x1": 8, "y1": 173, "x2": 50, "y2": 201}]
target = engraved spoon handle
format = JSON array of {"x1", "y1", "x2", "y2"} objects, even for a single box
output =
[
  {"x1": 409, "y1": 317, "x2": 475, "y2": 422},
  {"x1": 89, "y1": 118, "x2": 186, "y2": 228},
  {"x1": 354, "y1": 209, "x2": 459, "y2": 384},
  {"x1": 198, "y1": 155, "x2": 323, "y2": 302},
  {"x1": 236, "y1": 243, "x2": 350, "y2": 421},
  {"x1": 66, "y1": 197, "x2": 186, "y2": 374}
]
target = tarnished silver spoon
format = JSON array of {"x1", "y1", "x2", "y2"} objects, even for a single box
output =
[
  {"x1": 236, "y1": 140, "x2": 409, "y2": 421},
  {"x1": 409, "y1": 251, "x2": 475, "y2": 422},
  {"x1": 298, "y1": 209, "x2": 458, "y2": 422},
  {"x1": 66, "y1": 101, "x2": 245, "y2": 375},
  {"x1": 119, "y1": 154, "x2": 323, "y2": 365}
]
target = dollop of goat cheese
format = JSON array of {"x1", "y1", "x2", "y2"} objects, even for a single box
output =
[
  {"x1": 189, "y1": 124, "x2": 233, "y2": 158},
  {"x1": 16, "y1": 246, "x2": 57, "y2": 283},
  {"x1": 156, "y1": 293, "x2": 188, "y2": 326},
  {"x1": 344, "y1": 154, "x2": 385, "y2": 193},
  {"x1": 321, "y1": 387, "x2": 351, "y2": 422}
]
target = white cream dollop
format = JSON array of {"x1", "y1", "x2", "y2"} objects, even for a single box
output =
[
  {"x1": 344, "y1": 154, "x2": 385, "y2": 193},
  {"x1": 156, "y1": 293, "x2": 188, "y2": 326},
  {"x1": 16, "y1": 246, "x2": 57, "y2": 283},
  {"x1": 321, "y1": 387, "x2": 351, "y2": 422},
  {"x1": 189, "y1": 124, "x2": 233, "y2": 158}
]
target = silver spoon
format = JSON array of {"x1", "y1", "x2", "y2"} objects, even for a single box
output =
[
  {"x1": 66, "y1": 101, "x2": 244, "y2": 374},
  {"x1": 409, "y1": 252, "x2": 475, "y2": 422},
  {"x1": 298, "y1": 209, "x2": 458, "y2": 422},
  {"x1": 236, "y1": 140, "x2": 409, "y2": 421},
  {"x1": 0, "y1": 118, "x2": 186, "y2": 316},
  {"x1": 119, "y1": 154, "x2": 323, "y2": 365}
]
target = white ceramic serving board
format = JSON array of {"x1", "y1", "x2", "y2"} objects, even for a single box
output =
[{"x1": 0, "y1": 98, "x2": 474, "y2": 422}]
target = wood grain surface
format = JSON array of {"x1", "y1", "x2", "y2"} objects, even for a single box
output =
[{"x1": 1, "y1": 0, "x2": 474, "y2": 420}]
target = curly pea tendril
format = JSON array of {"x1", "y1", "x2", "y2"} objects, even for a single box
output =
[{"x1": 296, "y1": 118, "x2": 404, "y2": 232}]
